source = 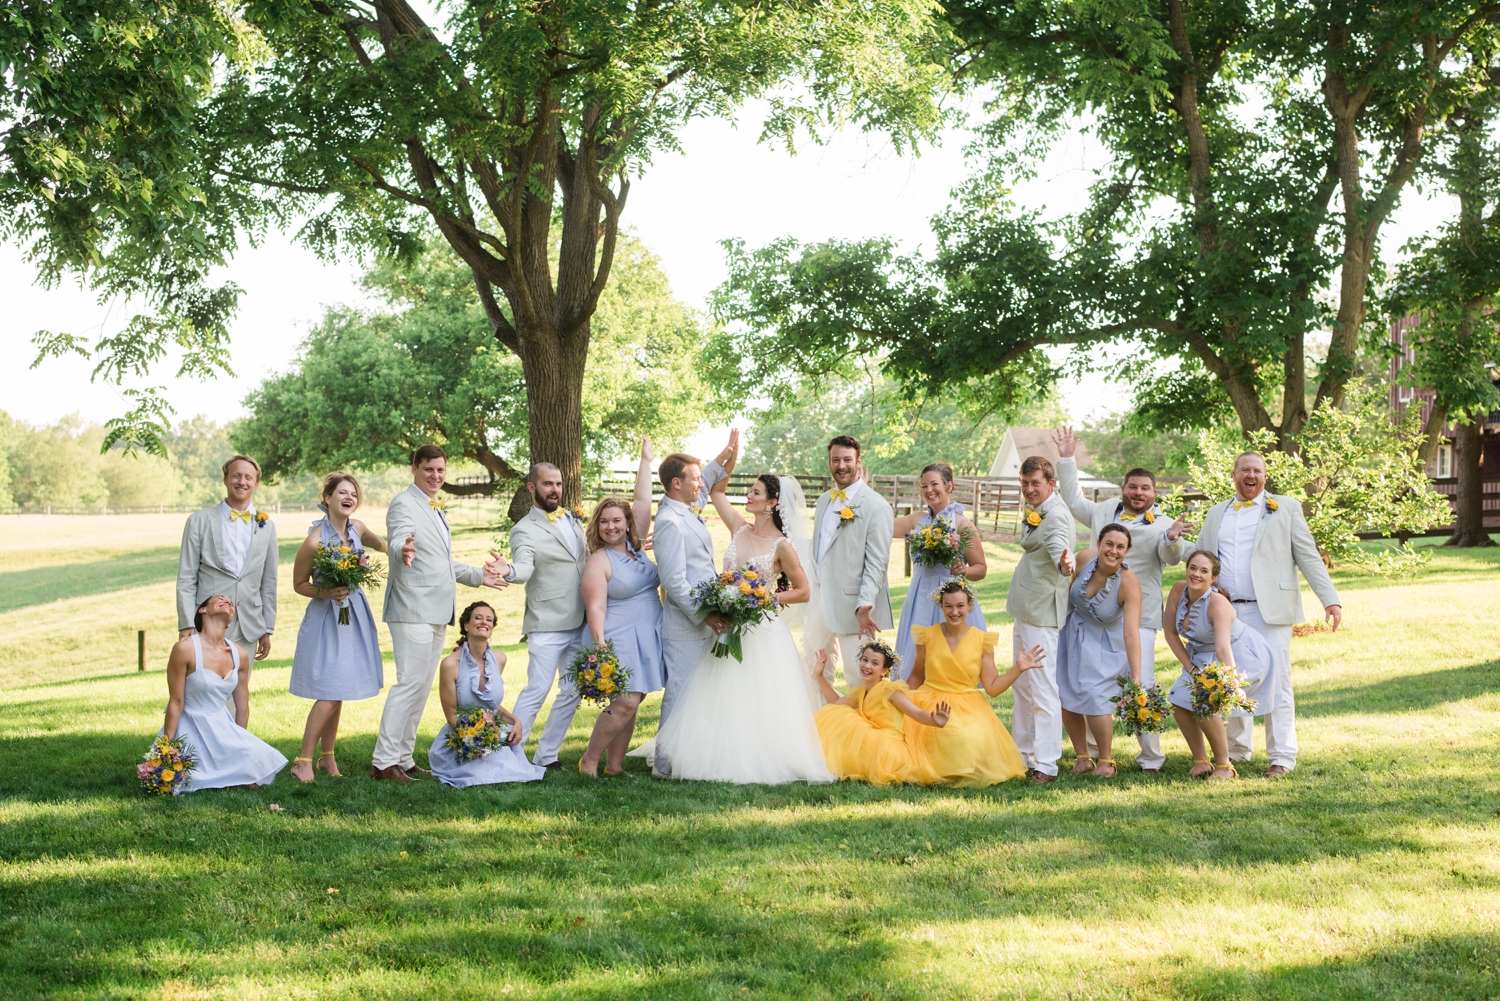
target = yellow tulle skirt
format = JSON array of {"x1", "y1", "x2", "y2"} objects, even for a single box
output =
[
  {"x1": 815, "y1": 704, "x2": 920, "y2": 786},
  {"x1": 905, "y1": 688, "x2": 1027, "y2": 787}
]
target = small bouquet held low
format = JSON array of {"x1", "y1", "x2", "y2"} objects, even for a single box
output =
[
  {"x1": 691, "y1": 568, "x2": 781, "y2": 663},
  {"x1": 1113, "y1": 676, "x2": 1170, "y2": 735},
  {"x1": 1190, "y1": 661, "x2": 1258, "y2": 718},
  {"x1": 906, "y1": 516, "x2": 976, "y2": 571},
  {"x1": 138, "y1": 735, "x2": 197, "y2": 795},
  {"x1": 445, "y1": 705, "x2": 511, "y2": 762},
  {"x1": 569, "y1": 641, "x2": 632, "y2": 705},
  {"x1": 311, "y1": 542, "x2": 386, "y2": 624}
]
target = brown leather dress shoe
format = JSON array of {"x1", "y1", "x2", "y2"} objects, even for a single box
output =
[
  {"x1": 404, "y1": 765, "x2": 432, "y2": 778},
  {"x1": 370, "y1": 765, "x2": 415, "y2": 782},
  {"x1": 1029, "y1": 771, "x2": 1058, "y2": 785},
  {"x1": 1263, "y1": 765, "x2": 1292, "y2": 779}
]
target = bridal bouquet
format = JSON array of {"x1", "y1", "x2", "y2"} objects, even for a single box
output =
[
  {"x1": 691, "y1": 568, "x2": 781, "y2": 663},
  {"x1": 445, "y1": 705, "x2": 510, "y2": 762},
  {"x1": 569, "y1": 641, "x2": 632, "y2": 705},
  {"x1": 906, "y1": 516, "x2": 975, "y2": 570},
  {"x1": 1190, "y1": 661, "x2": 1258, "y2": 718},
  {"x1": 311, "y1": 543, "x2": 386, "y2": 624},
  {"x1": 1113, "y1": 677, "x2": 1170, "y2": 735},
  {"x1": 138, "y1": 735, "x2": 197, "y2": 795}
]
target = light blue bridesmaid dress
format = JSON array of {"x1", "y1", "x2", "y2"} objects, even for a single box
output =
[
  {"x1": 598, "y1": 544, "x2": 665, "y2": 694},
  {"x1": 1167, "y1": 590, "x2": 1278, "y2": 716},
  {"x1": 429, "y1": 644, "x2": 546, "y2": 787},
  {"x1": 290, "y1": 515, "x2": 384, "y2": 701},
  {"x1": 163, "y1": 634, "x2": 287, "y2": 791},
  {"x1": 894, "y1": 501, "x2": 985, "y2": 681},
  {"x1": 1055, "y1": 557, "x2": 1130, "y2": 715}
]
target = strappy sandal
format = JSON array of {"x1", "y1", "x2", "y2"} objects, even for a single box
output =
[
  {"x1": 1070, "y1": 754, "x2": 1095, "y2": 775},
  {"x1": 1207, "y1": 761, "x2": 1237, "y2": 781},
  {"x1": 1189, "y1": 757, "x2": 1213, "y2": 778},
  {"x1": 1092, "y1": 757, "x2": 1117, "y2": 778},
  {"x1": 317, "y1": 751, "x2": 340, "y2": 776},
  {"x1": 291, "y1": 756, "x2": 315, "y2": 783}
]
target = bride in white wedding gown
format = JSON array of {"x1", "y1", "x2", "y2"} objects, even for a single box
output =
[{"x1": 651, "y1": 473, "x2": 835, "y2": 785}]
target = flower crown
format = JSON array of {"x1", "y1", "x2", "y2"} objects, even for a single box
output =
[
  {"x1": 929, "y1": 579, "x2": 979, "y2": 605},
  {"x1": 859, "y1": 638, "x2": 901, "y2": 671}
]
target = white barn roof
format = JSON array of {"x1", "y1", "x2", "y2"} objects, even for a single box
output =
[{"x1": 988, "y1": 427, "x2": 1116, "y2": 490}]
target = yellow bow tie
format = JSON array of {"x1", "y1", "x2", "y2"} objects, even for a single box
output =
[
  {"x1": 830, "y1": 489, "x2": 848, "y2": 503},
  {"x1": 545, "y1": 508, "x2": 565, "y2": 523},
  {"x1": 429, "y1": 497, "x2": 447, "y2": 511},
  {"x1": 228, "y1": 508, "x2": 254, "y2": 523},
  {"x1": 1233, "y1": 499, "x2": 1257, "y2": 510}
]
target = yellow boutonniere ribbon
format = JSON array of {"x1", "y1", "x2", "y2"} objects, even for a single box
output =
[{"x1": 1024, "y1": 509, "x2": 1042, "y2": 527}]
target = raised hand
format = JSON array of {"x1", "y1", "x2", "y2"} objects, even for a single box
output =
[
  {"x1": 401, "y1": 535, "x2": 416, "y2": 567},
  {"x1": 715, "y1": 428, "x2": 741, "y2": 475},
  {"x1": 1051, "y1": 425, "x2": 1077, "y2": 459},
  {"x1": 1058, "y1": 546, "x2": 1075, "y2": 577},
  {"x1": 1015, "y1": 644, "x2": 1046, "y2": 673},
  {"x1": 931, "y1": 701, "x2": 951, "y2": 728},
  {"x1": 1166, "y1": 513, "x2": 1195, "y2": 541},
  {"x1": 811, "y1": 649, "x2": 827, "y2": 678},
  {"x1": 640, "y1": 434, "x2": 654, "y2": 463}
]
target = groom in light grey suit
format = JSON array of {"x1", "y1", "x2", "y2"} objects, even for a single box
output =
[
  {"x1": 1193, "y1": 450, "x2": 1342, "y2": 778},
  {"x1": 176, "y1": 454, "x2": 278, "y2": 661},
  {"x1": 506, "y1": 462, "x2": 591, "y2": 769},
  {"x1": 811, "y1": 436, "x2": 894, "y2": 688},
  {"x1": 372, "y1": 444, "x2": 507, "y2": 781},
  {"x1": 652, "y1": 451, "x2": 732, "y2": 778}
]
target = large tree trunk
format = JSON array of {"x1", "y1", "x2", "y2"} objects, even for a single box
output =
[
  {"x1": 517, "y1": 318, "x2": 588, "y2": 510},
  {"x1": 1445, "y1": 417, "x2": 1494, "y2": 547}
]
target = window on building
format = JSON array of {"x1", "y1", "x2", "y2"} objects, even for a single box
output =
[{"x1": 1436, "y1": 444, "x2": 1453, "y2": 478}]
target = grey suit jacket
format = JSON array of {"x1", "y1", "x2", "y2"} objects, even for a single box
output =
[
  {"x1": 506, "y1": 506, "x2": 588, "y2": 634},
  {"x1": 654, "y1": 496, "x2": 717, "y2": 643},
  {"x1": 1057, "y1": 458, "x2": 1187, "y2": 631},
  {"x1": 176, "y1": 504, "x2": 278, "y2": 646},
  {"x1": 382, "y1": 484, "x2": 484, "y2": 625},
  {"x1": 1005, "y1": 490, "x2": 1075, "y2": 629},
  {"x1": 1194, "y1": 493, "x2": 1340, "y2": 625},
  {"x1": 813, "y1": 485, "x2": 895, "y2": 635}
]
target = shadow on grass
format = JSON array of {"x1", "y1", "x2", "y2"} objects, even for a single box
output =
[{"x1": 1297, "y1": 659, "x2": 1500, "y2": 717}]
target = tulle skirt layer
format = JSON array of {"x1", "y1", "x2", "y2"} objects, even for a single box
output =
[
  {"x1": 815, "y1": 706, "x2": 918, "y2": 786},
  {"x1": 904, "y1": 688, "x2": 1027, "y2": 787}
]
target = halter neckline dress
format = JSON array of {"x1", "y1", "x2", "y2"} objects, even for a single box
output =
[
  {"x1": 894, "y1": 501, "x2": 986, "y2": 680},
  {"x1": 1055, "y1": 557, "x2": 1131, "y2": 716},
  {"x1": 428, "y1": 644, "x2": 546, "y2": 787},
  {"x1": 290, "y1": 515, "x2": 384, "y2": 701},
  {"x1": 1166, "y1": 590, "x2": 1278, "y2": 716},
  {"x1": 160, "y1": 634, "x2": 287, "y2": 792}
]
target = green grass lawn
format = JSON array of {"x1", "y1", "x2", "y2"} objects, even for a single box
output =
[{"x1": 1, "y1": 520, "x2": 1498, "y2": 999}]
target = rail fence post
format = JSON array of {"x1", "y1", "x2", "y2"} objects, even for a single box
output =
[{"x1": 138, "y1": 631, "x2": 146, "y2": 672}]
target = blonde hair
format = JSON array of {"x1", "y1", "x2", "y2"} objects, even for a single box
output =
[
  {"x1": 586, "y1": 497, "x2": 640, "y2": 553},
  {"x1": 221, "y1": 454, "x2": 262, "y2": 480},
  {"x1": 319, "y1": 471, "x2": 362, "y2": 510}
]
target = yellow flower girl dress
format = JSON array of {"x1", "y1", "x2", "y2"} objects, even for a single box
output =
[
  {"x1": 814, "y1": 677, "x2": 921, "y2": 786},
  {"x1": 906, "y1": 625, "x2": 1027, "y2": 786}
]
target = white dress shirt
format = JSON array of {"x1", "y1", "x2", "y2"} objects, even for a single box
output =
[
  {"x1": 818, "y1": 479, "x2": 866, "y2": 562},
  {"x1": 220, "y1": 500, "x2": 256, "y2": 577},
  {"x1": 555, "y1": 512, "x2": 578, "y2": 559},
  {"x1": 1216, "y1": 491, "x2": 1264, "y2": 602}
]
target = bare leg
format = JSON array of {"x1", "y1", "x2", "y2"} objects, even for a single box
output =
[
  {"x1": 1173, "y1": 707, "x2": 1213, "y2": 777},
  {"x1": 318, "y1": 701, "x2": 344, "y2": 775},
  {"x1": 1086, "y1": 715, "x2": 1116, "y2": 776},
  {"x1": 1200, "y1": 716, "x2": 1235, "y2": 780},
  {"x1": 604, "y1": 694, "x2": 643, "y2": 773},
  {"x1": 579, "y1": 693, "x2": 643, "y2": 776},
  {"x1": 292, "y1": 700, "x2": 342, "y2": 782},
  {"x1": 1062, "y1": 709, "x2": 1094, "y2": 773}
]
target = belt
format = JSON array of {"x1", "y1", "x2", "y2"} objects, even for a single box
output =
[{"x1": 1231, "y1": 598, "x2": 1258, "y2": 604}]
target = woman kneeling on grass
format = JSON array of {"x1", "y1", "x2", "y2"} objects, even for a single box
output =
[
  {"x1": 811, "y1": 641, "x2": 950, "y2": 785},
  {"x1": 161, "y1": 595, "x2": 288, "y2": 791},
  {"x1": 1163, "y1": 550, "x2": 1277, "y2": 781}
]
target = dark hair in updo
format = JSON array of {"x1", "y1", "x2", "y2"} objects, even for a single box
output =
[
  {"x1": 454, "y1": 601, "x2": 497, "y2": 651},
  {"x1": 756, "y1": 474, "x2": 785, "y2": 534},
  {"x1": 920, "y1": 462, "x2": 955, "y2": 486},
  {"x1": 1098, "y1": 523, "x2": 1134, "y2": 550}
]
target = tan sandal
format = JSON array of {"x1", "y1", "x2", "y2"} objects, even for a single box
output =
[
  {"x1": 1207, "y1": 761, "x2": 1237, "y2": 781},
  {"x1": 317, "y1": 751, "x2": 341, "y2": 777},
  {"x1": 1071, "y1": 754, "x2": 1096, "y2": 775},
  {"x1": 291, "y1": 756, "x2": 315, "y2": 783},
  {"x1": 1189, "y1": 757, "x2": 1213, "y2": 778},
  {"x1": 1092, "y1": 757, "x2": 1117, "y2": 778}
]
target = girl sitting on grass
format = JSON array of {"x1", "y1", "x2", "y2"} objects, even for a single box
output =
[
  {"x1": 904, "y1": 579, "x2": 1046, "y2": 786},
  {"x1": 811, "y1": 641, "x2": 950, "y2": 785}
]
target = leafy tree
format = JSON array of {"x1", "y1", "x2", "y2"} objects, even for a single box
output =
[
  {"x1": 1385, "y1": 67, "x2": 1500, "y2": 547},
  {"x1": 234, "y1": 232, "x2": 720, "y2": 514},
  {"x1": 1184, "y1": 389, "x2": 1451, "y2": 576},
  {"x1": 1077, "y1": 412, "x2": 1197, "y2": 479},
  {"x1": 6, "y1": 0, "x2": 945, "y2": 491},
  {"x1": 710, "y1": 1, "x2": 1500, "y2": 451}
]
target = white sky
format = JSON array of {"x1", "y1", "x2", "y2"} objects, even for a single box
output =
[{"x1": 0, "y1": 86, "x2": 1452, "y2": 462}]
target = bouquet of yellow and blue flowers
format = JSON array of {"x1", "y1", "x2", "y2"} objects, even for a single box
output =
[
  {"x1": 569, "y1": 641, "x2": 632, "y2": 705},
  {"x1": 138, "y1": 735, "x2": 197, "y2": 795},
  {"x1": 445, "y1": 705, "x2": 510, "y2": 762},
  {"x1": 906, "y1": 515, "x2": 976, "y2": 570},
  {"x1": 691, "y1": 567, "x2": 781, "y2": 662},
  {"x1": 1113, "y1": 676, "x2": 1170, "y2": 735},
  {"x1": 311, "y1": 542, "x2": 385, "y2": 624},
  {"x1": 1190, "y1": 661, "x2": 1258, "y2": 718}
]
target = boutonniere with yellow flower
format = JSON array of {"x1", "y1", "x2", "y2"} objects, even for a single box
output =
[
  {"x1": 1264, "y1": 497, "x2": 1279, "y2": 513},
  {"x1": 571, "y1": 505, "x2": 586, "y2": 523},
  {"x1": 254, "y1": 511, "x2": 270, "y2": 528},
  {"x1": 1024, "y1": 508, "x2": 1042, "y2": 529},
  {"x1": 837, "y1": 504, "x2": 857, "y2": 529}
]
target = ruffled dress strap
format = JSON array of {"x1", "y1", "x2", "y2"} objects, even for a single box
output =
[{"x1": 979, "y1": 629, "x2": 998, "y2": 655}]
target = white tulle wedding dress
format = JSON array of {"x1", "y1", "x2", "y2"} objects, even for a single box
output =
[{"x1": 652, "y1": 522, "x2": 835, "y2": 785}]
